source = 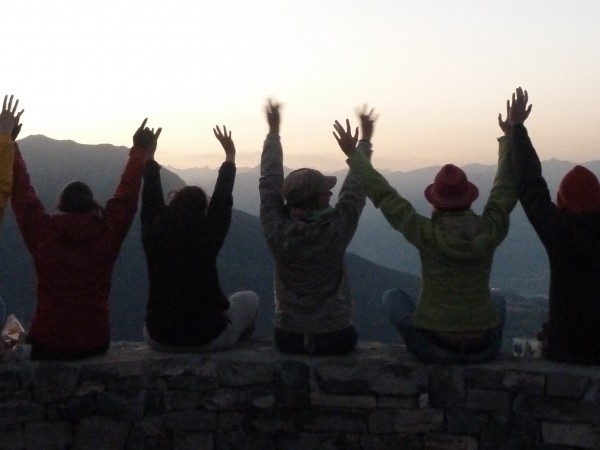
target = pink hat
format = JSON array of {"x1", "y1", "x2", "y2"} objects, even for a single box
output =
[
  {"x1": 424, "y1": 164, "x2": 479, "y2": 209},
  {"x1": 557, "y1": 165, "x2": 600, "y2": 213}
]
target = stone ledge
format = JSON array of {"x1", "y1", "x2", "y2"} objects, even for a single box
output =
[{"x1": 0, "y1": 339, "x2": 599, "y2": 449}]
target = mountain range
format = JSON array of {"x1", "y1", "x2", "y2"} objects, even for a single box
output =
[
  {"x1": 169, "y1": 156, "x2": 600, "y2": 298},
  {"x1": 0, "y1": 135, "x2": 558, "y2": 348}
]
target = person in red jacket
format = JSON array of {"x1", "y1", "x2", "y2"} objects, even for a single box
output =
[{"x1": 11, "y1": 114, "x2": 161, "y2": 360}]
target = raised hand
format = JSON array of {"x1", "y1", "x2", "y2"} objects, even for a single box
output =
[
  {"x1": 133, "y1": 118, "x2": 162, "y2": 159},
  {"x1": 508, "y1": 87, "x2": 532, "y2": 125},
  {"x1": 213, "y1": 125, "x2": 236, "y2": 163},
  {"x1": 333, "y1": 119, "x2": 359, "y2": 156},
  {"x1": 356, "y1": 104, "x2": 378, "y2": 141},
  {"x1": 0, "y1": 95, "x2": 24, "y2": 137},
  {"x1": 497, "y1": 99, "x2": 511, "y2": 136},
  {"x1": 266, "y1": 99, "x2": 281, "y2": 135}
]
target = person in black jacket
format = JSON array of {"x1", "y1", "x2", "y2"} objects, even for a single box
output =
[
  {"x1": 141, "y1": 125, "x2": 258, "y2": 351},
  {"x1": 509, "y1": 87, "x2": 600, "y2": 364}
]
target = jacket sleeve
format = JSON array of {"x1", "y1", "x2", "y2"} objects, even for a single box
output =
[
  {"x1": 259, "y1": 133, "x2": 286, "y2": 244},
  {"x1": 346, "y1": 151, "x2": 429, "y2": 247},
  {"x1": 480, "y1": 136, "x2": 518, "y2": 243},
  {"x1": 0, "y1": 135, "x2": 15, "y2": 225},
  {"x1": 103, "y1": 146, "x2": 147, "y2": 244},
  {"x1": 206, "y1": 161, "x2": 236, "y2": 249},
  {"x1": 10, "y1": 144, "x2": 53, "y2": 252},
  {"x1": 510, "y1": 123, "x2": 557, "y2": 244},
  {"x1": 333, "y1": 140, "x2": 372, "y2": 246},
  {"x1": 141, "y1": 159, "x2": 165, "y2": 234}
]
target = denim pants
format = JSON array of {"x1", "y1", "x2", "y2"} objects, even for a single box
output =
[{"x1": 382, "y1": 289, "x2": 506, "y2": 364}]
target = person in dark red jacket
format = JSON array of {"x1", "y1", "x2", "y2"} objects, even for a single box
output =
[
  {"x1": 141, "y1": 125, "x2": 258, "y2": 351},
  {"x1": 509, "y1": 87, "x2": 600, "y2": 364},
  {"x1": 11, "y1": 117, "x2": 161, "y2": 360}
]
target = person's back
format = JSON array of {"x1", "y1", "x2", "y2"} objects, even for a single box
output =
[
  {"x1": 10, "y1": 117, "x2": 159, "y2": 360},
  {"x1": 510, "y1": 88, "x2": 600, "y2": 364},
  {"x1": 336, "y1": 92, "x2": 519, "y2": 364},
  {"x1": 259, "y1": 101, "x2": 374, "y2": 354},
  {"x1": 142, "y1": 125, "x2": 258, "y2": 352}
]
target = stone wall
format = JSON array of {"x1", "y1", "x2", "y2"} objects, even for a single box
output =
[{"x1": 0, "y1": 339, "x2": 599, "y2": 449}]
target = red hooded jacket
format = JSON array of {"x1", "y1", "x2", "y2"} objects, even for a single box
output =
[{"x1": 11, "y1": 144, "x2": 146, "y2": 355}]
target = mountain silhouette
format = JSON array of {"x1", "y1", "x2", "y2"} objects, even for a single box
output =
[
  {"x1": 170, "y1": 157, "x2": 600, "y2": 298},
  {"x1": 0, "y1": 135, "x2": 424, "y2": 343}
]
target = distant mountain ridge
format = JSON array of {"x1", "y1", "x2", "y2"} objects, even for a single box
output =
[
  {"x1": 169, "y1": 157, "x2": 600, "y2": 297},
  {"x1": 0, "y1": 135, "x2": 424, "y2": 343}
]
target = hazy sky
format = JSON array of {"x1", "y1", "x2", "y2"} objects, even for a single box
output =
[{"x1": 6, "y1": 0, "x2": 600, "y2": 171}]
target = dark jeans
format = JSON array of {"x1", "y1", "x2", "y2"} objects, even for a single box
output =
[
  {"x1": 274, "y1": 326, "x2": 358, "y2": 355},
  {"x1": 382, "y1": 289, "x2": 506, "y2": 364},
  {"x1": 28, "y1": 336, "x2": 109, "y2": 361}
]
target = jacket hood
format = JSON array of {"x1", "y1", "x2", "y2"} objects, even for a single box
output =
[
  {"x1": 431, "y1": 211, "x2": 498, "y2": 262},
  {"x1": 51, "y1": 212, "x2": 104, "y2": 242}
]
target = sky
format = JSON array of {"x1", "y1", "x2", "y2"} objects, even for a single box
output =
[{"x1": 5, "y1": 0, "x2": 600, "y2": 172}]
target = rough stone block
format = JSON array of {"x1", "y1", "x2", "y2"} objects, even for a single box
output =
[
  {"x1": 369, "y1": 408, "x2": 444, "y2": 434},
  {"x1": 97, "y1": 390, "x2": 146, "y2": 421},
  {"x1": 542, "y1": 421, "x2": 600, "y2": 449},
  {"x1": 0, "y1": 398, "x2": 45, "y2": 427},
  {"x1": 218, "y1": 361, "x2": 273, "y2": 386},
  {"x1": 0, "y1": 425, "x2": 24, "y2": 450},
  {"x1": 429, "y1": 367, "x2": 465, "y2": 408},
  {"x1": 32, "y1": 364, "x2": 80, "y2": 402},
  {"x1": 23, "y1": 420, "x2": 72, "y2": 450},
  {"x1": 201, "y1": 387, "x2": 239, "y2": 410},
  {"x1": 465, "y1": 389, "x2": 510, "y2": 411},
  {"x1": 464, "y1": 367, "x2": 504, "y2": 389},
  {"x1": 173, "y1": 431, "x2": 214, "y2": 450},
  {"x1": 377, "y1": 396, "x2": 418, "y2": 409},
  {"x1": 275, "y1": 361, "x2": 310, "y2": 408},
  {"x1": 300, "y1": 409, "x2": 369, "y2": 433},
  {"x1": 445, "y1": 407, "x2": 490, "y2": 434},
  {"x1": 58, "y1": 394, "x2": 97, "y2": 422},
  {"x1": 512, "y1": 393, "x2": 580, "y2": 422},
  {"x1": 162, "y1": 410, "x2": 217, "y2": 431},
  {"x1": 314, "y1": 359, "x2": 428, "y2": 396},
  {"x1": 311, "y1": 393, "x2": 377, "y2": 409},
  {"x1": 361, "y1": 433, "x2": 423, "y2": 450},
  {"x1": 502, "y1": 370, "x2": 545, "y2": 394},
  {"x1": 423, "y1": 433, "x2": 478, "y2": 450},
  {"x1": 547, "y1": 373, "x2": 589, "y2": 399},
  {"x1": 126, "y1": 417, "x2": 170, "y2": 450},
  {"x1": 168, "y1": 389, "x2": 199, "y2": 411},
  {"x1": 274, "y1": 432, "x2": 359, "y2": 450},
  {"x1": 72, "y1": 416, "x2": 129, "y2": 450}
]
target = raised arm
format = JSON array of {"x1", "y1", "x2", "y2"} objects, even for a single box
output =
[
  {"x1": 0, "y1": 95, "x2": 23, "y2": 224},
  {"x1": 259, "y1": 100, "x2": 286, "y2": 239},
  {"x1": 206, "y1": 125, "x2": 236, "y2": 247},
  {"x1": 331, "y1": 107, "x2": 376, "y2": 243},
  {"x1": 478, "y1": 90, "x2": 523, "y2": 241},
  {"x1": 105, "y1": 119, "x2": 162, "y2": 242},
  {"x1": 507, "y1": 87, "x2": 557, "y2": 241}
]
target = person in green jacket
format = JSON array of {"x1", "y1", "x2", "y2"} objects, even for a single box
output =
[{"x1": 333, "y1": 93, "x2": 519, "y2": 364}]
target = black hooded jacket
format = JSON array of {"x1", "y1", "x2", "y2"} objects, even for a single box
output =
[
  {"x1": 141, "y1": 160, "x2": 235, "y2": 346},
  {"x1": 512, "y1": 124, "x2": 600, "y2": 364}
]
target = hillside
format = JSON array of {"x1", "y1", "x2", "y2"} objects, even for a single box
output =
[
  {"x1": 170, "y1": 158, "x2": 600, "y2": 297},
  {"x1": 0, "y1": 135, "x2": 424, "y2": 343}
]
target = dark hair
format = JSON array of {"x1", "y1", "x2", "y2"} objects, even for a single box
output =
[
  {"x1": 57, "y1": 181, "x2": 104, "y2": 217},
  {"x1": 167, "y1": 186, "x2": 208, "y2": 214}
]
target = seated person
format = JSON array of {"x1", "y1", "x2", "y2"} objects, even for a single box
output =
[
  {"x1": 259, "y1": 100, "x2": 374, "y2": 355},
  {"x1": 334, "y1": 92, "x2": 519, "y2": 364},
  {"x1": 142, "y1": 125, "x2": 258, "y2": 352},
  {"x1": 510, "y1": 87, "x2": 600, "y2": 364}
]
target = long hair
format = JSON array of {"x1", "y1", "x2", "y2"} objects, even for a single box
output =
[
  {"x1": 57, "y1": 181, "x2": 104, "y2": 218},
  {"x1": 167, "y1": 186, "x2": 208, "y2": 216}
]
